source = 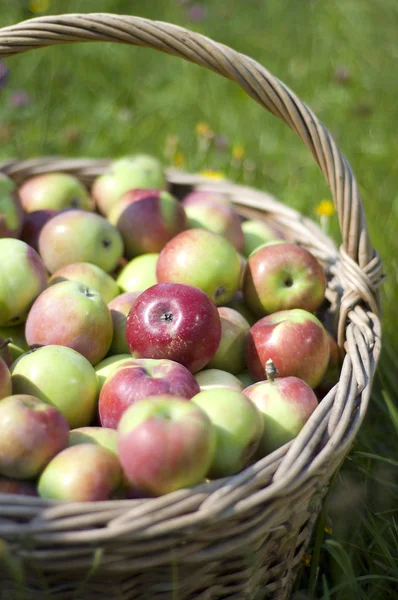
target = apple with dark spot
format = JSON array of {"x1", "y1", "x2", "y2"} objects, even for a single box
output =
[
  {"x1": 243, "y1": 242, "x2": 326, "y2": 317},
  {"x1": 25, "y1": 280, "x2": 113, "y2": 365},
  {"x1": 19, "y1": 172, "x2": 92, "y2": 212},
  {"x1": 156, "y1": 229, "x2": 241, "y2": 306},
  {"x1": 38, "y1": 209, "x2": 124, "y2": 274}
]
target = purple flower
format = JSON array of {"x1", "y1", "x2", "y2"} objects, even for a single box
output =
[
  {"x1": 9, "y1": 90, "x2": 30, "y2": 107},
  {"x1": 186, "y1": 3, "x2": 208, "y2": 22},
  {"x1": 0, "y1": 61, "x2": 9, "y2": 90},
  {"x1": 214, "y1": 135, "x2": 229, "y2": 152}
]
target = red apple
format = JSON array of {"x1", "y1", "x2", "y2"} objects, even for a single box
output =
[
  {"x1": 20, "y1": 209, "x2": 57, "y2": 251},
  {"x1": 38, "y1": 209, "x2": 124, "y2": 274},
  {"x1": 0, "y1": 394, "x2": 69, "y2": 479},
  {"x1": 38, "y1": 443, "x2": 122, "y2": 502},
  {"x1": 126, "y1": 283, "x2": 221, "y2": 373},
  {"x1": 243, "y1": 360, "x2": 318, "y2": 456},
  {"x1": 245, "y1": 309, "x2": 330, "y2": 388},
  {"x1": 182, "y1": 193, "x2": 244, "y2": 251},
  {"x1": 108, "y1": 189, "x2": 187, "y2": 258},
  {"x1": 243, "y1": 242, "x2": 326, "y2": 316},
  {"x1": 0, "y1": 357, "x2": 12, "y2": 400},
  {"x1": 49, "y1": 262, "x2": 120, "y2": 303},
  {"x1": 19, "y1": 172, "x2": 92, "y2": 212},
  {"x1": 99, "y1": 358, "x2": 200, "y2": 429},
  {"x1": 25, "y1": 280, "x2": 113, "y2": 365},
  {"x1": 207, "y1": 307, "x2": 250, "y2": 374},
  {"x1": 156, "y1": 229, "x2": 242, "y2": 305},
  {"x1": 107, "y1": 291, "x2": 141, "y2": 356},
  {"x1": 0, "y1": 238, "x2": 48, "y2": 327},
  {"x1": 117, "y1": 395, "x2": 216, "y2": 496},
  {"x1": 0, "y1": 173, "x2": 24, "y2": 239},
  {"x1": 192, "y1": 387, "x2": 263, "y2": 477}
]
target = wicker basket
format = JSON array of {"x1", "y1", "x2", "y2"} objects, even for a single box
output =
[{"x1": 0, "y1": 13, "x2": 384, "y2": 600}]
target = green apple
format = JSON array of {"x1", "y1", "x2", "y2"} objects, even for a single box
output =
[
  {"x1": 0, "y1": 174, "x2": 24, "y2": 238},
  {"x1": 11, "y1": 345, "x2": 99, "y2": 428},
  {"x1": 92, "y1": 154, "x2": 165, "y2": 216},
  {"x1": 192, "y1": 388, "x2": 263, "y2": 478},
  {"x1": 0, "y1": 324, "x2": 29, "y2": 364},
  {"x1": 116, "y1": 254, "x2": 159, "y2": 292},
  {"x1": 194, "y1": 368, "x2": 244, "y2": 392},
  {"x1": 18, "y1": 173, "x2": 93, "y2": 212},
  {"x1": 182, "y1": 194, "x2": 244, "y2": 251},
  {"x1": 156, "y1": 229, "x2": 241, "y2": 305},
  {"x1": 0, "y1": 238, "x2": 47, "y2": 326},
  {"x1": 207, "y1": 307, "x2": 250, "y2": 374},
  {"x1": 38, "y1": 443, "x2": 122, "y2": 502},
  {"x1": 38, "y1": 209, "x2": 124, "y2": 274},
  {"x1": 107, "y1": 292, "x2": 141, "y2": 356},
  {"x1": 241, "y1": 219, "x2": 284, "y2": 257},
  {"x1": 68, "y1": 427, "x2": 118, "y2": 455},
  {"x1": 243, "y1": 363, "x2": 318, "y2": 456},
  {"x1": 49, "y1": 262, "x2": 120, "y2": 303}
]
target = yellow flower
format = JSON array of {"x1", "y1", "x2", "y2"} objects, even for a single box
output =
[
  {"x1": 29, "y1": 0, "x2": 50, "y2": 13},
  {"x1": 195, "y1": 122, "x2": 211, "y2": 137},
  {"x1": 314, "y1": 199, "x2": 335, "y2": 217},
  {"x1": 172, "y1": 152, "x2": 185, "y2": 167},
  {"x1": 324, "y1": 523, "x2": 333, "y2": 535},
  {"x1": 301, "y1": 552, "x2": 312, "y2": 567},
  {"x1": 232, "y1": 144, "x2": 245, "y2": 160},
  {"x1": 200, "y1": 170, "x2": 225, "y2": 180}
]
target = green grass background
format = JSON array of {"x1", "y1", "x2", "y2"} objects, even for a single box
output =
[{"x1": 0, "y1": 0, "x2": 397, "y2": 598}]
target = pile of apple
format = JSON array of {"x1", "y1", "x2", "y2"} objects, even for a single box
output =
[{"x1": 0, "y1": 155, "x2": 342, "y2": 501}]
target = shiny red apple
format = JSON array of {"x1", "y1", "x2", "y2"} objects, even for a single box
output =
[{"x1": 126, "y1": 283, "x2": 222, "y2": 373}]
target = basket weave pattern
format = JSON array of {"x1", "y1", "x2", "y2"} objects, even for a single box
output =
[{"x1": 0, "y1": 14, "x2": 384, "y2": 600}]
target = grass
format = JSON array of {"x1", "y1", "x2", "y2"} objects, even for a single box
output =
[{"x1": 0, "y1": 0, "x2": 397, "y2": 598}]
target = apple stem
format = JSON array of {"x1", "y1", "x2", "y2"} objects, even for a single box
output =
[
  {"x1": 265, "y1": 358, "x2": 279, "y2": 382},
  {"x1": 0, "y1": 337, "x2": 12, "y2": 351}
]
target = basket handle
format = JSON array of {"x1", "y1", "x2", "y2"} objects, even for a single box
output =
[{"x1": 0, "y1": 13, "x2": 383, "y2": 337}]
